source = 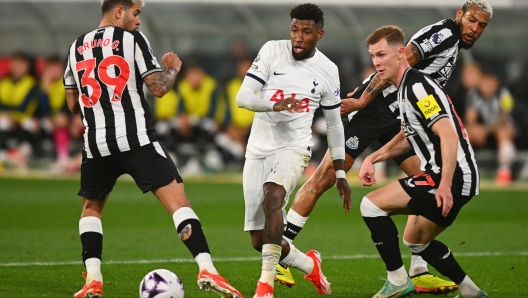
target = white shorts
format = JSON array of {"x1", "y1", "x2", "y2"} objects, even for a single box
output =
[{"x1": 243, "y1": 149, "x2": 310, "y2": 231}]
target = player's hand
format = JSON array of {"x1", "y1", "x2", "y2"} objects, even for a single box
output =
[
  {"x1": 346, "y1": 87, "x2": 359, "y2": 98},
  {"x1": 162, "y1": 52, "x2": 182, "y2": 72},
  {"x1": 358, "y1": 156, "x2": 376, "y2": 186},
  {"x1": 336, "y1": 178, "x2": 352, "y2": 212},
  {"x1": 273, "y1": 98, "x2": 304, "y2": 113},
  {"x1": 435, "y1": 183, "x2": 453, "y2": 217},
  {"x1": 340, "y1": 98, "x2": 358, "y2": 114}
]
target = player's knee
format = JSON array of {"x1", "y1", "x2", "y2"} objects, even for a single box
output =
[
  {"x1": 360, "y1": 196, "x2": 388, "y2": 217},
  {"x1": 403, "y1": 239, "x2": 430, "y2": 253}
]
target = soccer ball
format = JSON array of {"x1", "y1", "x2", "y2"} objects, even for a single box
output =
[{"x1": 139, "y1": 269, "x2": 184, "y2": 298}]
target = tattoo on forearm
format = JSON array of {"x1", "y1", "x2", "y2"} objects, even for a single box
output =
[
  {"x1": 411, "y1": 44, "x2": 421, "y2": 61},
  {"x1": 145, "y1": 67, "x2": 178, "y2": 95},
  {"x1": 366, "y1": 86, "x2": 378, "y2": 94}
]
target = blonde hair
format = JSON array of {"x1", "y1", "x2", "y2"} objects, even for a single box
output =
[{"x1": 462, "y1": 0, "x2": 493, "y2": 18}]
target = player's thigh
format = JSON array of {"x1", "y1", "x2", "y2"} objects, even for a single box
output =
[
  {"x1": 243, "y1": 157, "x2": 268, "y2": 231},
  {"x1": 124, "y1": 141, "x2": 183, "y2": 194},
  {"x1": 78, "y1": 153, "x2": 120, "y2": 200},
  {"x1": 365, "y1": 180, "x2": 413, "y2": 215},
  {"x1": 403, "y1": 215, "x2": 447, "y2": 244},
  {"x1": 266, "y1": 149, "x2": 310, "y2": 203}
]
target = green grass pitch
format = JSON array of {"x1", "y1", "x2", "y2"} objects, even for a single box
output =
[{"x1": 1, "y1": 177, "x2": 527, "y2": 297}]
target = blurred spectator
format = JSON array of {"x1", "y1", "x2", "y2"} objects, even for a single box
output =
[
  {"x1": 465, "y1": 70, "x2": 516, "y2": 184},
  {"x1": 155, "y1": 62, "x2": 222, "y2": 174},
  {"x1": 216, "y1": 58, "x2": 255, "y2": 167},
  {"x1": 0, "y1": 52, "x2": 45, "y2": 168},
  {"x1": 39, "y1": 55, "x2": 84, "y2": 172}
]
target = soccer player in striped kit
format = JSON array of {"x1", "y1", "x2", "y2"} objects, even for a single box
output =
[
  {"x1": 64, "y1": 1, "x2": 243, "y2": 297},
  {"x1": 358, "y1": 25, "x2": 487, "y2": 298}
]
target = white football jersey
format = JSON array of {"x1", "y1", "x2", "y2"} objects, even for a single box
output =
[{"x1": 245, "y1": 40, "x2": 341, "y2": 158}]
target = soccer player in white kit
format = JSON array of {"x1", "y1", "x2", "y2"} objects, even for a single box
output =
[{"x1": 236, "y1": 4, "x2": 351, "y2": 298}]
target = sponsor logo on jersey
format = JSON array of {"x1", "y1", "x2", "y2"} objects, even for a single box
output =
[
  {"x1": 345, "y1": 136, "x2": 359, "y2": 150},
  {"x1": 254, "y1": 54, "x2": 261, "y2": 63},
  {"x1": 311, "y1": 79, "x2": 319, "y2": 94},
  {"x1": 405, "y1": 178, "x2": 415, "y2": 188},
  {"x1": 417, "y1": 94, "x2": 442, "y2": 119},
  {"x1": 389, "y1": 100, "x2": 399, "y2": 113},
  {"x1": 420, "y1": 39, "x2": 433, "y2": 52},
  {"x1": 251, "y1": 64, "x2": 258, "y2": 70},
  {"x1": 334, "y1": 88, "x2": 340, "y2": 96},
  {"x1": 432, "y1": 32, "x2": 444, "y2": 45}
]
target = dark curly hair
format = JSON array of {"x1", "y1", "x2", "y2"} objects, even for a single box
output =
[{"x1": 290, "y1": 3, "x2": 324, "y2": 28}]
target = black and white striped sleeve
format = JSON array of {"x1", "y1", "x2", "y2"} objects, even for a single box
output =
[
  {"x1": 134, "y1": 31, "x2": 162, "y2": 78},
  {"x1": 409, "y1": 20, "x2": 459, "y2": 60},
  {"x1": 63, "y1": 49, "x2": 77, "y2": 89}
]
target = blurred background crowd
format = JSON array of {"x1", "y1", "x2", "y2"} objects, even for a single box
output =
[{"x1": 1, "y1": 0, "x2": 527, "y2": 185}]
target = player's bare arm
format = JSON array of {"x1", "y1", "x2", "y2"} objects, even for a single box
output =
[
  {"x1": 431, "y1": 117, "x2": 458, "y2": 217},
  {"x1": 66, "y1": 89, "x2": 81, "y2": 114},
  {"x1": 272, "y1": 97, "x2": 304, "y2": 113},
  {"x1": 359, "y1": 128, "x2": 411, "y2": 186},
  {"x1": 405, "y1": 43, "x2": 423, "y2": 67},
  {"x1": 340, "y1": 73, "x2": 390, "y2": 114},
  {"x1": 144, "y1": 52, "x2": 181, "y2": 98}
]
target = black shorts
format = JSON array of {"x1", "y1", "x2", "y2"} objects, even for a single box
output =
[
  {"x1": 399, "y1": 172, "x2": 472, "y2": 227},
  {"x1": 343, "y1": 117, "x2": 416, "y2": 165},
  {"x1": 78, "y1": 141, "x2": 183, "y2": 200}
]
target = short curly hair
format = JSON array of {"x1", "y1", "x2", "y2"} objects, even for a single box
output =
[{"x1": 290, "y1": 3, "x2": 324, "y2": 28}]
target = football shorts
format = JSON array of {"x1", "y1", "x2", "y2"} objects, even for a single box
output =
[{"x1": 243, "y1": 149, "x2": 310, "y2": 231}]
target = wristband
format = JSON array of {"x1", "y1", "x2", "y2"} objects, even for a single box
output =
[{"x1": 335, "y1": 170, "x2": 346, "y2": 179}]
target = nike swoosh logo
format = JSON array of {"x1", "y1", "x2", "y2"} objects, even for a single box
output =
[{"x1": 274, "y1": 71, "x2": 286, "y2": 75}]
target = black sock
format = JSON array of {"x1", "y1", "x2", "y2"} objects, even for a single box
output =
[
  {"x1": 283, "y1": 221, "x2": 302, "y2": 242},
  {"x1": 177, "y1": 219, "x2": 210, "y2": 258},
  {"x1": 80, "y1": 232, "x2": 103, "y2": 265},
  {"x1": 418, "y1": 240, "x2": 466, "y2": 284},
  {"x1": 363, "y1": 216, "x2": 403, "y2": 271}
]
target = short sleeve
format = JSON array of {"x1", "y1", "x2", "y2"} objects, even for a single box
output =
[
  {"x1": 245, "y1": 41, "x2": 273, "y2": 86},
  {"x1": 63, "y1": 52, "x2": 77, "y2": 89},
  {"x1": 320, "y1": 67, "x2": 341, "y2": 109},
  {"x1": 134, "y1": 31, "x2": 162, "y2": 78},
  {"x1": 409, "y1": 20, "x2": 459, "y2": 61},
  {"x1": 409, "y1": 80, "x2": 450, "y2": 128}
]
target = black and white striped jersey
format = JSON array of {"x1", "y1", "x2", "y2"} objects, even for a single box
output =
[
  {"x1": 63, "y1": 26, "x2": 162, "y2": 158},
  {"x1": 408, "y1": 19, "x2": 460, "y2": 87},
  {"x1": 398, "y1": 68, "x2": 479, "y2": 196}
]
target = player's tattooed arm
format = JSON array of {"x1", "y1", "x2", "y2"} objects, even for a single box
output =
[
  {"x1": 405, "y1": 43, "x2": 422, "y2": 67},
  {"x1": 340, "y1": 73, "x2": 389, "y2": 114},
  {"x1": 144, "y1": 67, "x2": 178, "y2": 98},
  {"x1": 65, "y1": 89, "x2": 80, "y2": 114}
]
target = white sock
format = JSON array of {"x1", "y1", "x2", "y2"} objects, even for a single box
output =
[
  {"x1": 258, "y1": 244, "x2": 281, "y2": 286},
  {"x1": 458, "y1": 275, "x2": 481, "y2": 297},
  {"x1": 280, "y1": 243, "x2": 314, "y2": 275},
  {"x1": 498, "y1": 140, "x2": 515, "y2": 170},
  {"x1": 85, "y1": 258, "x2": 103, "y2": 284},
  {"x1": 284, "y1": 209, "x2": 308, "y2": 243},
  {"x1": 195, "y1": 253, "x2": 218, "y2": 274},
  {"x1": 172, "y1": 207, "x2": 199, "y2": 229},
  {"x1": 387, "y1": 265, "x2": 408, "y2": 286},
  {"x1": 409, "y1": 255, "x2": 429, "y2": 277}
]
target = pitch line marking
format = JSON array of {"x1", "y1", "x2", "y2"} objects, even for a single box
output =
[{"x1": 1, "y1": 251, "x2": 527, "y2": 267}]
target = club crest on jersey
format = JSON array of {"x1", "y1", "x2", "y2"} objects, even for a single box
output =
[
  {"x1": 417, "y1": 94, "x2": 442, "y2": 119},
  {"x1": 346, "y1": 136, "x2": 359, "y2": 150},
  {"x1": 334, "y1": 89, "x2": 340, "y2": 96},
  {"x1": 311, "y1": 79, "x2": 319, "y2": 94},
  {"x1": 432, "y1": 32, "x2": 444, "y2": 45}
]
